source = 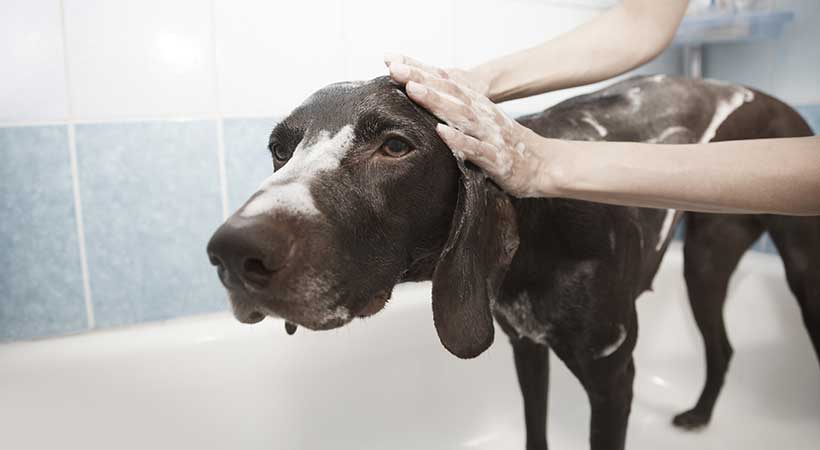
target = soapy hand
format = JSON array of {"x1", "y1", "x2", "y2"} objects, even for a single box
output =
[
  {"x1": 384, "y1": 54, "x2": 553, "y2": 198},
  {"x1": 384, "y1": 53, "x2": 491, "y2": 97}
]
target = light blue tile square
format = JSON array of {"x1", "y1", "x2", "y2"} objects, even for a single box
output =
[
  {"x1": 75, "y1": 121, "x2": 226, "y2": 328},
  {"x1": 673, "y1": 216, "x2": 686, "y2": 241},
  {"x1": 752, "y1": 233, "x2": 768, "y2": 253},
  {"x1": 0, "y1": 126, "x2": 87, "y2": 341},
  {"x1": 796, "y1": 105, "x2": 820, "y2": 135},
  {"x1": 750, "y1": 232, "x2": 779, "y2": 255},
  {"x1": 762, "y1": 233, "x2": 778, "y2": 255},
  {"x1": 223, "y1": 118, "x2": 278, "y2": 213}
]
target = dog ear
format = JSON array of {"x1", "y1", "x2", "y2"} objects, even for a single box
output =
[{"x1": 431, "y1": 159, "x2": 519, "y2": 359}]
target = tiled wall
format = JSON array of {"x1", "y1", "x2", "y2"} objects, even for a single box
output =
[
  {"x1": 1, "y1": 126, "x2": 86, "y2": 339},
  {"x1": 0, "y1": 0, "x2": 639, "y2": 341},
  {"x1": 0, "y1": 0, "x2": 813, "y2": 342},
  {"x1": 0, "y1": 119, "x2": 270, "y2": 341}
]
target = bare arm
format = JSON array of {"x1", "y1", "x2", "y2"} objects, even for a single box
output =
[
  {"x1": 541, "y1": 135, "x2": 820, "y2": 216},
  {"x1": 471, "y1": 0, "x2": 689, "y2": 102}
]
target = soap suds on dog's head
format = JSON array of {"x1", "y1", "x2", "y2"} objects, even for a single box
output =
[{"x1": 239, "y1": 125, "x2": 355, "y2": 218}]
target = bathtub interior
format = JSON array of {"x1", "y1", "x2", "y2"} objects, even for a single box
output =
[{"x1": 1, "y1": 243, "x2": 818, "y2": 450}]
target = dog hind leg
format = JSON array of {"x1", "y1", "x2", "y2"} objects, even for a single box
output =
[
  {"x1": 673, "y1": 213, "x2": 763, "y2": 429},
  {"x1": 766, "y1": 217, "x2": 820, "y2": 369}
]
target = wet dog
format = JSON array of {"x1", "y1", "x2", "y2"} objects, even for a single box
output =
[{"x1": 207, "y1": 75, "x2": 818, "y2": 450}]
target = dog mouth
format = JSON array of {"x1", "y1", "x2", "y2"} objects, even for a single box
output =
[
  {"x1": 280, "y1": 290, "x2": 391, "y2": 336},
  {"x1": 240, "y1": 311, "x2": 266, "y2": 324},
  {"x1": 229, "y1": 288, "x2": 391, "y2": 335},
  {"x1": 356, "y1": 289, "x2": 391, "y2": 318}
]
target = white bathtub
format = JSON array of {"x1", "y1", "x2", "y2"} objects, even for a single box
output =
[{"x1": 2, "y1": 243, "x2": 818, "y2": 450}]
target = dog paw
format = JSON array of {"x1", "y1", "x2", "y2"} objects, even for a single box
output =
[{"x1": 672, "y1": 409, "x2": 711, "y2": 430}]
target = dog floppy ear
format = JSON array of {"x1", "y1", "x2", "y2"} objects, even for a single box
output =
[{"x1": 431, "y1": 159, "x2": 519, "y2": 359}]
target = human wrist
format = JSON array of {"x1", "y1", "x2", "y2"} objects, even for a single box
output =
[
  {"x1": 544, "y1": 143, "x2": 573, "y2": 198},
  {"x1": 468, "y1": 63, "x2": 503, "y2": 101},
  {"x1": 472, "y1": 49, "x2": 563, "y2": 103},
  {"x1": 519, "y1": 129, "x2": 573, "y2": 198}
]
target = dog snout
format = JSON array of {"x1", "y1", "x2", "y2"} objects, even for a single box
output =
[{"x1": 207, "y1": 216, "x2": 294, "y2": 290}]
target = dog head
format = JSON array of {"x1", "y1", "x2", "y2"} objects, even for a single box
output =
[{"x1": 206, "y1": 77, "x2": 518, "y2": 358}]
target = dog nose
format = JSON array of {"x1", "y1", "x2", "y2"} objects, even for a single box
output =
[{"x1": 207, "y1": 217, "x2": 293, "y2": 289}]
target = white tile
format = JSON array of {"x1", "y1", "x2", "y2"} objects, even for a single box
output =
[
  {"x1": 454, "y1": 0, "x2": 602, "y2": 115},
  {"x1": 0, "y1": 0, "x2": 69, "y2": 122},
  {"x1": 453, "y1": 0, "x2": 599, "y2": 69},
  {"x1": 343, "y1": 0, "x2": 455, "y2": 81},
  {"x1": 63, "y1": 0, "x2": 216, "y2": 119},
  {"x1": 214, "y1": 0, "x2": 346, "y2": 117}
]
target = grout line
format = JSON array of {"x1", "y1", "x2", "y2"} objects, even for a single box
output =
[
  {"x1": 210, "y1": 0, "x2": 229, "y2": 219},
  {"x1": 2, "y1": 103, "x2": 816, "y2": 131},
  {"x1": 216, "y1": 119, "x2": 229, "y2": 219},
  {"x1": 543, "y1": 0, "x2": 616, "y2": 9},
  {"x1": 59, "y1": 0, "x2": 95, "y2": 330},
  {"x1": 0, "y1": 113, "x2": 282, "y2": 128},
  {"x1": 2, "y1": 104, "x2": 817, "y2": 129},
  {"x1": 67, "y1": 124, "x2": 95, "y2": 328},
  {"x1": 340, "y1": 0, "x2": 352, "y2": 81},
  {"x1": 449, "y1": 0, "x2": 457, "y2": 68}
]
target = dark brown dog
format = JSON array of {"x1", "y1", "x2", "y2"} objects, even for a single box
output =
[{"x1": 207, "y1": 75, "x2": 819, "y2": 450}]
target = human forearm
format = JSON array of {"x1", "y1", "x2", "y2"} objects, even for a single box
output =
[
  {"x1": 545, "y1": 136, "x2": 820, "y2": 216},
  {"x1": 473, "y1": 0, "x2": 688, "y2": 102}
]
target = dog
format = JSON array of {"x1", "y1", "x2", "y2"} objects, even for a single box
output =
[{"x1": 206, "y1": 75, "x2": 818, "y2": 450}]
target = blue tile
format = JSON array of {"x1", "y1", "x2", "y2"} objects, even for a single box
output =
[
  {"x1": 0, "y1": 126, "x2": 87, "y2": 341},
  {"x1": 749, "y1": 232, "x2": 779, "y2": 255},
  {"x1": 222, "y1": 118, "x2": 278, "y2": 213},
  {"x1": 762, "y1": 233, "x2": 779, "y2": 255},
  {"x1": 75, "y1": 121, "x2": 226, "y2": 328},
  {"x1": 751, "y1": 232, "x2": 768, "y2": 253},
  {"x1": 796, "y1": 105, "x2": 820, "y2": 135},
  {"x1": 673, "y1": 216, "x2": 686, "y2": 241}
]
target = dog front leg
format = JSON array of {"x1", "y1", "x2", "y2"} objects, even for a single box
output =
[
  {"x1": 558, "y1": 315, "x2": 637, "y2": 450},
  {"x1": 512, "y1": 338, "x2": 550, "y2": 450},
  {"x1": 584, "y1": 357, "x2": 635, "y2": 450}
]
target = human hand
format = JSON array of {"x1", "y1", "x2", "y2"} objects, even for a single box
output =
[
  {"x1": 385, "y1": 54, "x2": 555, "y2": 198},
  {"x1": 384, "y1": 53, "x2": 491, "y2": 97}
]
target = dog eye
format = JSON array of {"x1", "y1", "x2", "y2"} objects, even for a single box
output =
[
  {"x1": 379, "y1": 138, "x2": 412, "y2": 158},
  {"x1": 270, "y1": 142, "x2": 293, "y2": 161}
]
